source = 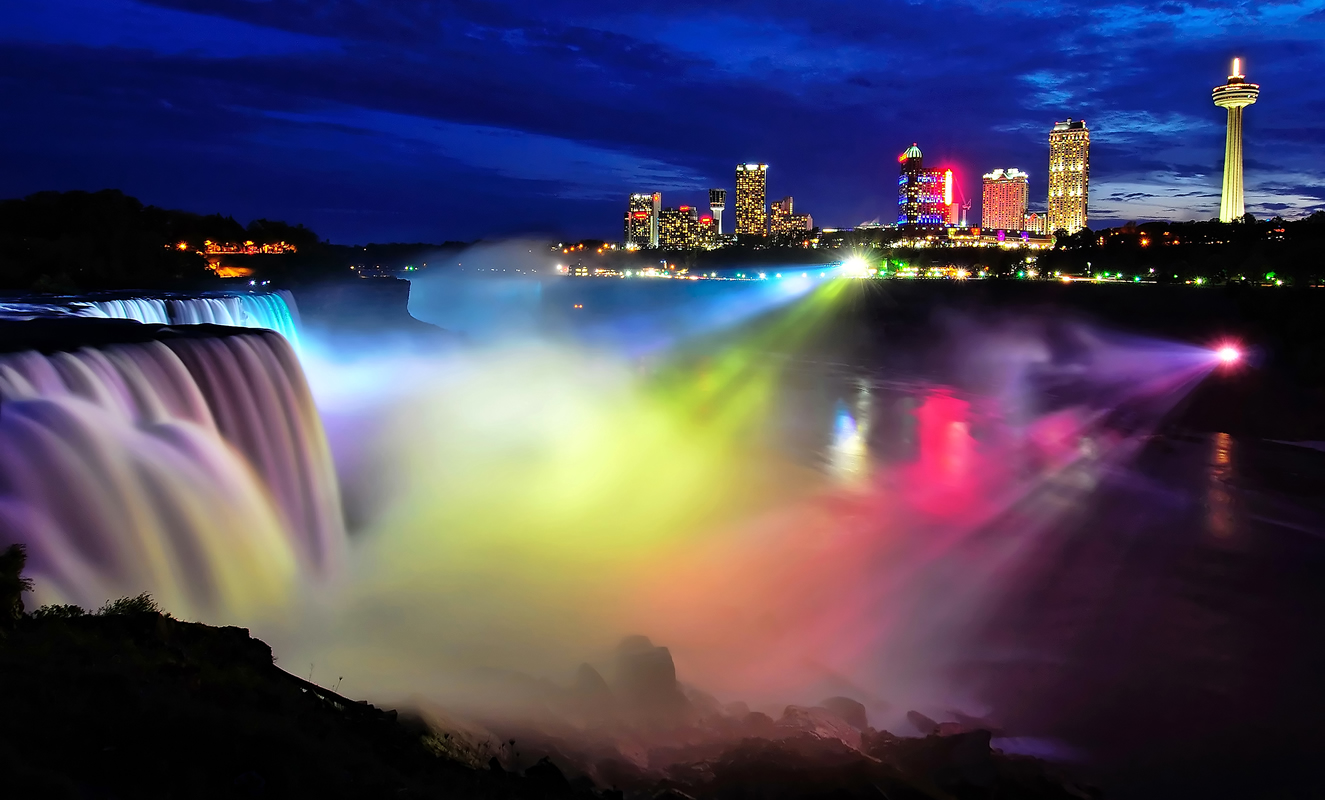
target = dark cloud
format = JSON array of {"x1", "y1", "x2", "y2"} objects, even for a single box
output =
[{"x1": 1, "y1": 0, "x2": 1321, "y2": 240}]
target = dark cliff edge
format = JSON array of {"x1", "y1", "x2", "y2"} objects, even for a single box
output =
[
  {"x1": 289, "y1": 278, "x2": 455, "y2": 345},
  {"x1": 0, "y1": 599, "x2": 1100, "y2": 799}
]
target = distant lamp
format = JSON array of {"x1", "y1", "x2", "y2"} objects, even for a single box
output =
[{"x1": 841, "y1": 257, "x2": 868, "y2": 276}]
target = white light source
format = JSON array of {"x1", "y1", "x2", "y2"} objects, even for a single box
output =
[{"x1": 841, "y1": 257, "x2": 868, "y2": 276}]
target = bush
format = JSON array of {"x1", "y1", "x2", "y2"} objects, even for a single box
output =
[
  {"x1": 96, "y1": 593, "x2": 165, "y2": 617},
  {"x1": 1, "y1": 543, "x2": 34, "y2": 630},
  {"x1": 32, "y1": 603, "x2": 87, "y2": 620}
]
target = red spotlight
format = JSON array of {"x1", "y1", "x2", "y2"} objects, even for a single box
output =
[{"x1": 1216, "y1": 345, "x2": 1240, "y2": 364}]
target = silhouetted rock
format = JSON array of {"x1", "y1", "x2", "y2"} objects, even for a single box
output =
[
  {"x1": 723, "y1": 700, "x2": 750, "y2": 718},
  {"x1": 951, "y1": 709, "x2": 1006, "y2": 736},
  {"x1": 741, "y1": 711, "x2": 778, "y2": 738},
  {"x1": 931, "y1": 729, "x2": 997, "y2": 789},
  {"x1": 613, "y1": 635, "x2": 690, "y2": 723},
  {"x1": 776, "y1": 705, "x2": 862, "y2": 750},
  {"x1": 573, "y1": 662, "x2": 615, "y2": 719},
  {"x1": 0, "y1": 605, "x2": 603, "y2": 799},
  {"x1": 682, "y1": 685, "x2": 724, "y2": 719},
  {"x1": 525, "y1": 756, "x2": 572, "y2": 794},
  {"x1": 906, "y1": 710, "x2": 941, "y2": 735},
  {"x1": 1, "y1": 559, "x2": 1101, "y2": 800},
  {"x1": 651, "y1": 790, "x2": 697, "y2": 800},
  {"x1": 819, "y1": 696, "x2": 869, "y2": 730}
]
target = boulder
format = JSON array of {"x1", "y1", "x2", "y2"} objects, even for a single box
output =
[
  {"x1": 572, "y1": 663, "x2": 614, "y2": 719},
  {"x1": 906, "y1": 710, "x2": 940, "y2": 736},
  {"x1": 950, "y1": 710, "x2": 1005, "y2": 736},
  {"x1": 775, "y1": 705, "x2": 862, "y2": 750},
  {"x1": 613, "y1": 636, "x2": 689, "y2": 723},
  {"x1": 818, "y1": 696, "x2": 868, "y2": 730}
]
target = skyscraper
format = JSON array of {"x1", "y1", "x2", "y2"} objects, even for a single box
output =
[
  {"x1": 658, "y1": 206, "x2": 716, "y2": 250},
  {"x1": 897, "y1": 144, "x2": 950, "y2": 230},
  {"x1": 648, "y1": 191, "x2": 661, "y2": 246},
  {"x1": 982, "y1": 168, "x2": 1030, "y2": 231},
  {"x1": 735, "y1": 164, "x2": 768, "y2": 236},
  {"x1": 1047, "y1": 119, "x2": 1090, "y2": 235},
  {"x1": 1213, "y1": 58, "x2": 1260, "y2": 223},
  {"x1": 709, "y1": 189, "x2": 727, "y2": 235},
  {"x1": 769, "y1": 196, "x2": 813, "y2": 236},
  {"x1": 623, "y1": 193, "x2": 657, "y2": 249}
]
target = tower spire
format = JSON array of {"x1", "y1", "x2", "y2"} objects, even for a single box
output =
[{"x1": 1212, "y1": 57, "x2": 1260, "y2": 222}]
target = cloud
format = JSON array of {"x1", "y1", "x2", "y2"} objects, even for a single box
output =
[{"x1": 1, "y1": 0, "x2": 1322, "y2": 239}]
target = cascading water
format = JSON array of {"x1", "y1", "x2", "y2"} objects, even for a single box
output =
[
  {"x1": 162, "y1": 293, "x2": 301, "y2": 347},
  {"x1": 73, "y1": 297, "x2": 170, "y2": 325},
  {"x1": 3, "y1": 291, "x2": 304, "y2": 347},
  {"x1": 0, "y1": 326, "x2": 341, "y2": 618}
]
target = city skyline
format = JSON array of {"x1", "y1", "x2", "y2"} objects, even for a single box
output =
[{"x1": 4, "y1": 1, "x2": 1323, "y2": 243}]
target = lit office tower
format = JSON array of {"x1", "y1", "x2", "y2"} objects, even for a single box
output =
[
  {"x1": 735, "y1": 164, "x2": 768, "y2": 236},
  {"x1": 709, "y1": 189, "x2": 727, "y2": 235},
  {"x1": 1213, "y1": 58, "x2": 1260, "y2": 223},
  {"x1": 1047, "y1": 119, "x2": 1090, "y2": 234},
  {"x1": 648, "y1": 192, "x2": 661, "y2": 246},
  {"x1": 624, "y1": 193, "x2": 657, "y2": 249},
  {"x1": 897, "y1": 144, "x2": 949, "y2": 229},
  {"x1": 659, "y1": 206, "x2": 716, "y2": 250},
  {"x1": 981, "y1": 168, "x2": 1030, "y2": 231},
  {"x1": 769, "y1": 196, "x2": 813, "y2": 235}
]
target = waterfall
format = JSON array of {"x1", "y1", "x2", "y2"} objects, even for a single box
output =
[
  {"x1": 165, "y1": 293, "x2": 301, "y2": 347},
  {"x1": 0, "y1": 328, "x2": 342, "y2": 616},
  {"x1": 72, "y1": 291, "x2": 301, "y2": 346},
  {"x1": 72, "y1": 297, "x2": 170, "y2": 325}
]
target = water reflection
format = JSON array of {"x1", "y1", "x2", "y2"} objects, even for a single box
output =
[
  {"x1": 827, "y1": 380, "x2": 873, "y2": 485},
  {"x1": 1207, "y1": 431, "x2": 1235, "y2": 538},
  {"x1": 810, "y1": 373, "x2": 981, "y2": 500}
]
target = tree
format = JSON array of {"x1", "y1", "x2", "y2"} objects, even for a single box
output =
[{"x1": 1, "y1": 543, "x2": 34, "y2": 630}]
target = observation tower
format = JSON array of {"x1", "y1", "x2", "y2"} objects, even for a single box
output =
[{"x1": 1212, "y1": 58, "x2": 1260, "y2": 223}]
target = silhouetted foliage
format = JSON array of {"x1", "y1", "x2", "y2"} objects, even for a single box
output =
[
  {"x1": 1042, "y1": 213, "x2": 1325, "y2": 285},
  {"x1": 0, "y1": 544, "x2": 34, "y2": 631},
  {"x1": 31, "y1": 603, "x2": 86, "y2": 620},
  {"x1": 96, "y1": 592, "x2": 166, "y2": 618},
  {"x1": 0, "y1": 190, "x2": 214, "y2": 290},
  {"x1": 0, "y1": 189, "x2": 345, "y2": 290}
]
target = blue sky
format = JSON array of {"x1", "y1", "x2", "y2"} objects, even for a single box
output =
[{"x1": 3, "y1": 0, "x2": 1323, "y2": 242}]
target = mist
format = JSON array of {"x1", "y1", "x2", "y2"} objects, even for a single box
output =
[{"x1": 264, "y1": 261, "x2": 1225, "y2": 752}]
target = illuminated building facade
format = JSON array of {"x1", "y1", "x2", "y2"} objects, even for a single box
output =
[
  {"x1": 981, "y1": 168, "x2": 1029, "y2": 231},
  {"x1": 769, "y1": 196, "x2": 813, "y2": 236},
  {"x1": 1047, "y1": 119, "x2": 1090, "y2": 234},
  {"x1": 1213, "y1": 58, "x2": 1259, "y2": 222},
  {"x1": 709, "y1": 189, "x2": 727, "y2": 235},
  {"x1": 1024, "y1": 211, "x2": 1047, "y2": 235},
  {"x1": 897, "y1": 144, "x2": 953, "y2": 230},
  {"x1": 658, "y1": 206, "x2": 717, "y2": 250},
  {"x1": 735, "y1": 163, "x2": 768, "y2": 236},
  {"x1": 203, "y1": 240, "x2": 297, "y2": 255},
  {"x1": 623, "y1": 193, "x2": 659, "y2": 249}
]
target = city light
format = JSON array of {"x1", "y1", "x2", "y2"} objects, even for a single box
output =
[{"x1": 840, "y1": 257, "x2": 868, "y2": 276}]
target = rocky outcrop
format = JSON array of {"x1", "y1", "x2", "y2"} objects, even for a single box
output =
[
  {"x1": 819, "y1": 696, "x2": 869, "y2": 730},
  {"x1": 775, "y1": 705, "x2": 862, "y2": 750},
  {"x1": 612, "y1": 635, "x2": 690, "y2": 725}
]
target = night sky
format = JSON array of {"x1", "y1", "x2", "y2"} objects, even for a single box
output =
[{"x1": 4, "y1": 0, "x2": 1323, "y2": 243}]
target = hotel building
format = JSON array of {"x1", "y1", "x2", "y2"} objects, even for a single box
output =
[{"x1": 1047, "y1": 119, "x2": 1090, "y2": 234}]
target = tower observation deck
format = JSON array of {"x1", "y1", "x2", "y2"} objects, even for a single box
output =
[{"x1": 1212, "y1": 58, "x2": 1260, "y2": 223}]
